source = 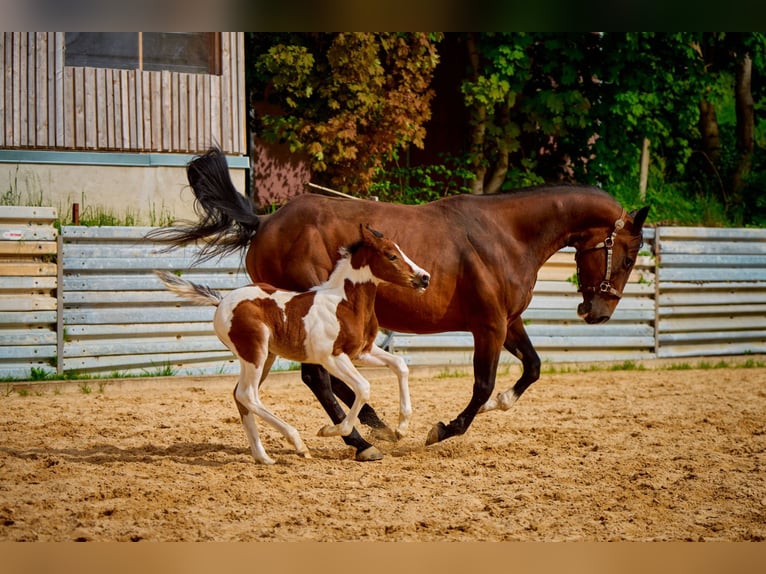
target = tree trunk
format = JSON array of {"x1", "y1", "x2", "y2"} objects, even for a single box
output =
[
  {"x1": 698, "y1": 99, "x2": 721, "y2": 166},
  {"x1": 483, "y1": 103, "x2": 510, "y2": 194},
  {"x1": 465, "y1": 33, "x2": 486, "y2": 195},
  {"x1": 639, "y1": 137, "x2": 650, "y2": 201},
  {"x1": 732, "y1": 52, "x2": 754, "y2": 207}
]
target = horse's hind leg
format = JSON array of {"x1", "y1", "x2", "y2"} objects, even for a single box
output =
[
  {"x1": 233, "y1": 368, "x2": 275, "y2": 465},
  {"x1": 301, "y1": 364, "x2": 383, "y2": 461},
  {"x1": 479, "y1": 317, "x2": 541, "y2": 413},
  {"x1": 234, "y1": 359, "x2": 310, "y2": 464}
]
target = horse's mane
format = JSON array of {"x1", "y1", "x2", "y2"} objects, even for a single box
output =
[{"x1": 497, "y1": 183, "x2": 611, "y2": 199}]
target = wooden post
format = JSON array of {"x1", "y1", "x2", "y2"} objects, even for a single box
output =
[
  {"x1": 72, "y1": 202, "x2": 80, "y2": 225},
  {"x1": 639, "y1": 137, "x2": 650, "y2": 201}
]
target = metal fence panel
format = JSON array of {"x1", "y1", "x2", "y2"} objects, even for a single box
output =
[
  {"x1": 4, "y1": 219, "x2": 766, "y2": 379},
  {"x1": 60, "y1": 226, "x2": 252, "y2": 376},
  {"x1": 656, "y1": 226, "x2": 766, "y2": 358}
]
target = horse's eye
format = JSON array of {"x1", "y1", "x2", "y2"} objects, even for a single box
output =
[
  {"x1": 624, "y1": 256, "x2": 635, "y2": 268},
  {"x1": 388, "y1": 254, "x2": 398, "y2": 261}
]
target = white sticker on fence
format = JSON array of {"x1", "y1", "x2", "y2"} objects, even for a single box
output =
[{"x1": 2, "y1": 230, "x2": 24, "y2": 240}]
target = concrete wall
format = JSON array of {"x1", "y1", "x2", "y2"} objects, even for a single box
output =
[{"x1": 0, "y1": 153, "x2": 247, "y2": 225}]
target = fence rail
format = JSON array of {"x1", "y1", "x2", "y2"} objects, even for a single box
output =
[{"x1": 1, "y1": 214, "x2": 765, "y2": 379}]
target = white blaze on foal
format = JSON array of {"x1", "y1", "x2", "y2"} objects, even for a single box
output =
[{"x1": 156, "y1": 224, "x2": 430, "y2": 464}]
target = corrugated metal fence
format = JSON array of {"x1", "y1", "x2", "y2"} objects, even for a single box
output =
[
  {"x1": 1, "y1": 212, "x2": 765, "y2": 379},
  {"x1": 656, "y1": 226, "x2": 766, "y2": 358}
]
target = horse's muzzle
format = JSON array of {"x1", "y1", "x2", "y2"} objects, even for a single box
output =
[{"x1": 578, "y1": 300, "x2": 611, "y2": 324}]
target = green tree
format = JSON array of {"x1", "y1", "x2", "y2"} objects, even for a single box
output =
[
  {"x1": 247, "y1": 33, "x2": 441, "y2": 194},
  {"x1": 460, "y1": 33, "x2": 603, "y2": 193}
]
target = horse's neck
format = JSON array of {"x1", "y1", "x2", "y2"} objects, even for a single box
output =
[{"x1": 507, "y1": 190, "x2": 623, "y2": 262}]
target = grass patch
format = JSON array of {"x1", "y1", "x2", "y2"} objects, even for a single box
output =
[
  {"x1": 540, "y1": 357, "x2": 764, "y2": 375},
  {"x1": 608, "y1": 360, "x2": 646, "y2": 371},
  {"x1": 436, "y1": 366, "x2": 469, "y2": 379}
]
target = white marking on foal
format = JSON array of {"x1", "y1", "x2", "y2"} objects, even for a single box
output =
[
  {"x1": 155, "y1": 223, "x2": 427, "y2": 464},
  {"x1": 394, "y1": 241, "x2": 429, "y2": 286}
]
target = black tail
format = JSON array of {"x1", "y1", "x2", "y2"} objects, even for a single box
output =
[{"x1": 146, "y1": 146, "x2": 260, "y2": 261}]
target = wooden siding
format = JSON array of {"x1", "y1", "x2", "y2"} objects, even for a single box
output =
[
  {"x1": 0, "y1": 32, "x2": 246, "y2": 155},
  {"x1": 0, "y1": 206, "x2": 58, "y2": 379}
]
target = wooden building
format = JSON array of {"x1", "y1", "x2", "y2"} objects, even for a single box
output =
[{"x1": 0, "y1": 32, "x2": 248, "y2": 223}]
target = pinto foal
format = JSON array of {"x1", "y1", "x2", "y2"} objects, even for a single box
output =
[{"x1": 156, "y1": 224, "x2": 430, "y2": 464}]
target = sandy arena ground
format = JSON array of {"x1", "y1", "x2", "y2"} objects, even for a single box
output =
[{"x1": 1, "y1": 361, "x2": 765, "y2": 542}]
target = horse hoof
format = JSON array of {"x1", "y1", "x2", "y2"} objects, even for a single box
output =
[
  {"x1": 369, "y1": 425, "x2": 398, "y2": 442},
  {"x1": 425, "y1": 422, "x2": 447, "y2": 446},
  {"x1": 256, "y1": 456, "x2": 277, "y2": 465},
  {"x1": 356, "y1": 446, "x2": 384, "y2": 462}
]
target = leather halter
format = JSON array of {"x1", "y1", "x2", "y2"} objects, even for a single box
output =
[{"x1": 576, "y1": 210, "x2": 627, "y2": 299}]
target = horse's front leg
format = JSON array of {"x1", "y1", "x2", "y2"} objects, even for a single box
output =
[
  {"x1": 329, "y1": 375, "x2": 395, "y2": 435},
  {"x1": 479, "y1": 316, "x2": 541, "y2": 413},
  {"x1": 316, "y1": 356, "x2": 371, "y2": 439},
  {"x1": 426, "y1": 328, "x2": 504, "y2": 445},
  {"x1": 300, "y1": 363, "x2": 384, "y2": 461}
]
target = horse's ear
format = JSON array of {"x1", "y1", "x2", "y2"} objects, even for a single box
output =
[
  {"x1": 629, "y1": 206, "x2": 650, "y2": 231},
  {"x1": 362, "y1": 223, "x2": 384, "y2": 240}
]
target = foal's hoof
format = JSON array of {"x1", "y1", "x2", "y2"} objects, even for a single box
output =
[
  {"x1": 256, "y1": 456, "x2": 277, "y2": 465},
  {"x1": 369, "y1": 425, "x2": 398, "y2": 442},
  {"x1": 425, "y1": 421, "x2": 448, "y2": 446},
  {"x1": 355, "y1": 446, "x2": 384, "y2": 462},
  {"x1": 317, "y1": 424, "x2": 344, "y2": 437}
]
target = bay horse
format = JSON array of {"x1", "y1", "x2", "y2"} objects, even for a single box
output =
[
  {"x1": 155, "y1": 224, "x2": 430, "y2": 464},
  {"x1": 149, "y1": 147, "x2": 649, "y2": 461}
]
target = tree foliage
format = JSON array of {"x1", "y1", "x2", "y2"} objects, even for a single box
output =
[
  {"x1": 456, "y1": 32, "x2": 766, "y2": 225},
  {"x1": 246, "y1": 32, "x2": 766, "y2": 225},
  {"x1": 247, "y1": 33, "x2": 441, "y2": 193}
]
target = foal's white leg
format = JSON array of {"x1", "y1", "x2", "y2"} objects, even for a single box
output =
[
  {"x1": 354, "y1": 344, "x2": 412, "y2": 438},
  {"x1": 256, "y1": 353, "x2": 311, "y2": 458},
  {"x1": 234, "y1": 361, "x2": 276, "y2": 465},
  {"x1": 235, "y1": 356, "x2": 311, "y2": 463},
  {"x1": 317, "y1": 354, "x2": 371, "y2": 438}
]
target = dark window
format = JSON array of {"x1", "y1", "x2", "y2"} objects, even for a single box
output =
[
  {"x1": 65, "y1": 32, "x2": 220, "y2": 75},
  {"x1": 65, "y1": 33, "x2": 138, "y2": 70}
]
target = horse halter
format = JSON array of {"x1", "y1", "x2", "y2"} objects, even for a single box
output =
[{"x1": 576, "y1": 209, "x2": 627, "y2": 299}]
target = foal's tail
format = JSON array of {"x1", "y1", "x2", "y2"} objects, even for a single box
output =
[
  {"x1": 155, "y1": 270, "x2": 223, "y2": 307},
  {"x1": 145, "y1": 146, "x2": 261, "y2": 262}
]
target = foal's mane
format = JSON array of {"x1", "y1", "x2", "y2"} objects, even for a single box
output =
[{"x1": 338, "y1": 240, "x2": 364, "y2": 260}]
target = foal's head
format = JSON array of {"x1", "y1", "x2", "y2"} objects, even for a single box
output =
[
  {"x1": 348, "y1": 224, "x2": 430, "y2": 291},
  {"x1": 575, "y1": 206, "x2": 650, "y2": 324}
]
